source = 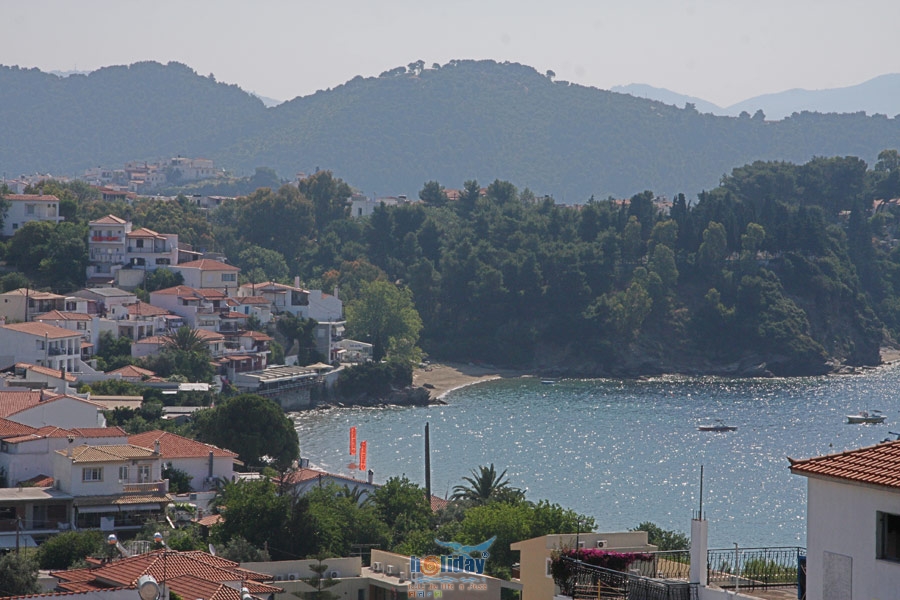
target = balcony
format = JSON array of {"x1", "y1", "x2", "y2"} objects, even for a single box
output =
[
  {"x1": 91, "y1": 236, "x2": 122, "y2": 242},
  {"x1": 122, "y1": 480, "x2": 169, "y2": 494},
  {"x1": 128, "y1": 245, "x2": 171, "y2": 254}
]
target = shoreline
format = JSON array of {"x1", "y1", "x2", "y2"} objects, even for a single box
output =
[
  {"x1": 412, "y1": 362, "x2": 528, "y2": 400},
  {"x1": 413, "y1": 348, "x2": 900, "y2": 401}
]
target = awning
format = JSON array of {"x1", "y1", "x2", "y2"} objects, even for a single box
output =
[{"x1": 0, "y1": 533, "x2": 37, "y2": 548}]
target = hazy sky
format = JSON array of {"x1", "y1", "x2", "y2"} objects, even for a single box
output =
[{"x1": 5, "y1": 0, "x2": 899, "y2": 107}]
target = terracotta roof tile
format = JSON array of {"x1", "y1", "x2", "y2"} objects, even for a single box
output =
[
  {"x1": 1, "y1": 321, "x2": 80, "y2": 339},
  {"x1": 89, "y1": 214, "x2": 128, "y2": 225},
  {"x1": 70, "y1": 426, "x2": 128, "y2": 438},
  {"x1": 129, "y1": 430, "x2": 237, "y2": 459},
  {"x1": 60, "y1": 444, "x2": 159, "y2": 463},
  {"x1": 17, "y1": 473, "x2": 53, "y2": 487},
  {"x1": 125, "y1": 301, "x2": 170, "y2": 317},
  {"x1": 0, "y1": 417, "x2": 38, "y2": 438},
  {"x1": 790, "y1": 439, "x2": 900, "y2": 489},
  {"x1": 107, "y1": 364, "x2": 156, "y2": 378},
  {"x1": 16, "y1": 362, "x2": 78, "y2": 382},
  {"x1": 5, "y1": 194, "x2": 59, "y2": 202},
  {"x1": 1, "y1": 288, "x2": 64, "y2": 299},
  {"x1": 33, "y1": 310, "x2": 93, "y2": 321},
  {"x1": 176, "y1": 259, "x2": 240, "y2": 271},
  {"x1": 240, "y1": 331, "x2": 272, "y2": 341},
  {"x1": 0, "y1": 391, "x2": 44, "y2": 418},
  {"x1": 127, "y1": 227, "x2": 164, "y2": 239}
]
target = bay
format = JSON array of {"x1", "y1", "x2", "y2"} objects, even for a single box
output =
[{"x1": 292, "y1": 363, "x2": 900, "y2": 550}]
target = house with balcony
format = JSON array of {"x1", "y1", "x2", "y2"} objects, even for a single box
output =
[
  {"x1": 0, "y1": 424, "x2": 127, "y2": 488},
  {"x1": 52, "y1": 443, "x2": 170, "y2": 530},
  {"x1": 149, "y1": 285, "x2": 229, "y2": 329},
  {"x1": 12, "y1": 362, "x2": 78, "y2": 393},
  {"x1": 0, "y1": 321, "x2": 87, "y2": 374},
  {"x1": 1, "y1": 194, "x2": 63, "y2": 237},
  {"x1": 234, "y1": 295, "x2": 273, "y2": 325},
  {"x1": 0, "y1": 486, "x2": 73, "y2": 549},
  {"x1": 106, "y1": 300, "x2": 179, "y2": 341},
  {"x1": 86, "y1": 215, "x2": 180, "y2": 290},
  {"x1": 790, "y1": 439, "x2": 900, "y2": 599},
  {"x1": 128, "y1": 430, "x2": 239, "y2": 491},
  {"x1": 171, "y1": 259, "x2": 240, "y2": 296},
  {"x1": 0, "y1": 288, "x2": 67, "y2": 323},
  {"x1": 237, "y1": 279, "x2": 343, "y2": 322}
]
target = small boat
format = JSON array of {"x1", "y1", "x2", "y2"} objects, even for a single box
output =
[
  {"x1": 698, "y1": 420, "x2": 737, "y2": 432},
  {"x1": 540, "y1": 379, "x2": 556, "y2": 385},
  {"x1": 846, "y1": 410, "x2": 886, "y2": 424}
]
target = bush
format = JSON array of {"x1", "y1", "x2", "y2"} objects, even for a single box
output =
[{"x1": 36, "y1": 530, "x2": 103, "y2": 570}]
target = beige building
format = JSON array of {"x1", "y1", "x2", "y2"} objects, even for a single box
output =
[{"x1": 510, "y1": 531, "x2": 657, "y2": 600}]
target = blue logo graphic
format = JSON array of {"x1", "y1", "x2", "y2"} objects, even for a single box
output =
[{"x1": 410, "y1": 536, "x2": 496, "y2": 577}]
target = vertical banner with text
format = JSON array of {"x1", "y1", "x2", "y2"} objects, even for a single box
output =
[
  {"x1": 350, "y1": 426, "x2": 357, "y2": 456},
  {"x1": 359, "y1": 441, "x2": 367, "y2": 471}
]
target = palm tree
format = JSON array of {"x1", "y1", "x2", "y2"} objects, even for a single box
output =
[
  {"x1": 451, "y1": 463, "x2": 518, "y2": 503},
  {"x1": 164, "y1": 325, "x2": 208, "y2": 353}
]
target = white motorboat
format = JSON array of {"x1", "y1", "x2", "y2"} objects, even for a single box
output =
[{"x1": 846, "y1": 410, "x2": 886, "y2": 424}]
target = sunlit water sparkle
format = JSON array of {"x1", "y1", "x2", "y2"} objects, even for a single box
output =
[{"x1": 292, "y1": 364, "x2": 900, "y2": 549}]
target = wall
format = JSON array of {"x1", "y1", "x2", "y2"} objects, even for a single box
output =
[
  {"x1": 11, "y1": 397, "x2": 104, "y2": 429},
  {"x1": 805, "y1": 477, "x2": 900, "y2": 600}
]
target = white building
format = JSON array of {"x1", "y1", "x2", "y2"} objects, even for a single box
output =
[
  {"x1": 790, "y1": 439, "x2": 900, "y2": 599},
  {"x1": 0, "y1": 321, "x2": 87, "y2": 373},
  {"x1": 0, "y1": 390, "x2": 106, "y2": 429},
  {"x1": 52, "y1": 443, "x2": 170, "y2": 530},
  {"x1": 171, "y1": 259, "x2": 240, "y2": 296},
  {"x1": 86, "y1": 215, "x2": 179, "y2": 289},
  {"x1": 0, "y1": 288, "x2": 67, "y2": 323},
  {"x1": 1, "y1": 194, "x2": 63, "y2": 237},
  {"x1": 128, "y1": 430, "x2": 239, "y2": 491}
]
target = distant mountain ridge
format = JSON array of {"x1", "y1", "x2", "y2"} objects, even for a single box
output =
[
  {"x1": 2, "y1": 60, "x2": 899, "y2": 200},
  {"x1": 615, "y1": 74, "x2": 900, "y2": 120}
]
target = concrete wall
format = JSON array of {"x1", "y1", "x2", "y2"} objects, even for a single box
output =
[{"x1": 805, "y1": 476, "x2": 900, "y2": 600}]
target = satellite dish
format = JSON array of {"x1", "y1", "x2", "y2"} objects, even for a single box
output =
[
  {"x1": 208, "y1": 543, "x2": 216, "y2": 556},
  {"x1": 137, "y1": 575, "x2": 161, "y2": 600}
]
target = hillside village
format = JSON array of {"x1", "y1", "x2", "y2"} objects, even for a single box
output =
[{"x1": 0, "y1": 181, "x2": 899, "y2": 599}]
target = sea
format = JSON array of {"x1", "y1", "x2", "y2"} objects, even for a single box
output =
[{"x1": 292, "y1": 362, "x2": 900, "y2": 550}]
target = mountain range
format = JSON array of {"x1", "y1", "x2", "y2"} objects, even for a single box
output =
[
  {"x1": 613, "y1": 74, "x2": 900, "y2": 119},
  {"x1": 2, "y1": 60, "x2": 899, "y2": 201}
]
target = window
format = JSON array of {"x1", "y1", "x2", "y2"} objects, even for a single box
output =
[
  {"x1": 136, "y1": 239, "x2": 144, "y2": 248},
  {"x1": 118, "y1": 466, "x2": 129, "y2": 481},
  {"x1": 138, "y1": 465, "x2": 151, "y2": 482},
  {"x1": 156, "y1": 258, "x2": 170, "y2": 265},
  {"x1": 878, "y1": 511, "x2": 900, "y2": 561},
  {"x1": 82, "y1": 467, "x2": 103, "y2": 482},
  {"x1": 25, "y1": 204, "x2": 35, "y2": 215},
  {"x1": 545, "y1": 557, "x2": 553, "y2": 578},
  {"x1": 77, "y1": 322, "x2": 87, "y2": 330},
  {"x1": 222, "y1": 273, "x2": 236, "y2": 282}
]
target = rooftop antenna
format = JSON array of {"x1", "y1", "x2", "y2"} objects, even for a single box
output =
[{"x1": 424, "y1": 422, "x2": 432, "y2": 502}]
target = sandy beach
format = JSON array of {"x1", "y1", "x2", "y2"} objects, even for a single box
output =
[{"x1": 413, "y1": 362, "x2": 529, "y2": 400}]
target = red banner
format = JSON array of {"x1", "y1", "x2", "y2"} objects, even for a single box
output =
[
  {"x1": 359, "y1": 441, "x2": 367, "y2": 471},
  {"x1": 350, "y1": 426, "x2": 357, "y2": 456}
]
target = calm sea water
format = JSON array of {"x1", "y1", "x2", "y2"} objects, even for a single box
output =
[{"x1": 292, "y1": 363, "x2": 900, "y2": 549}]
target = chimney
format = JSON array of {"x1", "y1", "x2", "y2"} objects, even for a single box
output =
[
  {"x1": 334, "y1": 286, "x2": 339, "y2": 301},
  {"x1": 208, "y1": 450, "x2": 214, "y2": 478},
  {"x1": 154, "y1": 440, "x2": 161, "y2": 455},
  {"x1": 294, "y1": 276, "x2": 301, "y2": 289},
  {"x1": 367, "y1": 469, "x2": 374, "y2": 485}
]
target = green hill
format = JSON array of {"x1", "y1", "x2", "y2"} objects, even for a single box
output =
[{"x1": 2, "y1": 60, "x2": 899, "y2": 200}]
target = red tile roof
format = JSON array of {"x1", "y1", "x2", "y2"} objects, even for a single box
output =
[
  {"x1": 176, "y1": 259, "x2": 240, "y2": 271},
  {"x1": 129, "y1": 430, "x2": 237, "y2": 459},
  {"x1": 60, "y1": 444, "x2": 158, "y2": 463},
  {"x1": 0, "y1": 391, "x2": 44, "y2": 418},
  {"x1": 53, "y1": 550, "x2": 271, "y2": 591},
  {"x1": 790, "y1": 439, "x2": 900, "y2": 490},
  {"x1": 34, "y1": 310, "x2": 93, "y2": 321},
  {"x1": 5, "y1": 194, "x2": 59, "y2": 202},
  {"x1": 17, "y1": 473, "x2": 53, "y2": 487},
  {"x1": 90, "y1": 214, "x2": 128, "y2": 225},
  {"x1": 1, "y1": 288, "x2": 65, "y2": 299},
  {"x1": 16, "y1": 362, "x2": 78, "y2": 382},
  {"x1": 237, "y1": 296, "x2": 270, "y2": 305},
  {"x1": 107, "y1": 364, "x2": 156, "y2": 378},
  {"x1": 125, "y1": 301, "x2": 170, "y2": 317},
  {"x1": 0, "y1": 417, "x2": 38, "y2": 438},
  {"x1": 127, "y1": 227, "x2": 165, "y2": 239},
  {"x1": 2, "y1": 321, "x2": 79, "y2": 339},
  {"x1": 239, "y1": 331, "x2": 273, "y2": 341},
  {"x1": 151, "y1": 285, "x2": 204, "y2": 297},
  {"x1": 70, "y1": 426, "x2": 128, "y2": 438}
]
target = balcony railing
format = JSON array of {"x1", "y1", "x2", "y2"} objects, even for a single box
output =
[
  {"x1": 128, "y1": 246, "x2": 171, "y2": 254},
  {"x1": 554, "y1": 556, "x2": 692, "y2": 600},
  {"x1": 122, "y1": 480, "x2": 169, "y2": 494},
  {"x1": 91, "y1": 236, "x2": 122, "y2": 242},
  {"x1": 706, "y1": 547, "x2": 804, "y2": 590}
]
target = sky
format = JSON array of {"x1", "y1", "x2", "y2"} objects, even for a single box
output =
[{"x1": 5, "y1": 0, "x2": 900, "y2": 108}]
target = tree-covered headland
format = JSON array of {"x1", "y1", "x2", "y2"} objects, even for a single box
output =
[{"x1": 8, "y1": 152, "x2": 900, "y2": 377}]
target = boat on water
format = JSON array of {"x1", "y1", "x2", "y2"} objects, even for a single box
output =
[
  {"x1": 698, "y1": 420, "x2": 738, "y2": 432},
  {"x1": 846, "y1": 410, "x2": 886, "y2": 424},
  {"x1": 540, "y1": 379, "x2": 556, "y2": 385}
]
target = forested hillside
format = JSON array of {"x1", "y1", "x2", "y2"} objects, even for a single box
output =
[
  {"x1": 10, "y1": 150, "x2": 900, "y2": 376},
  {"x1": 3, "y1": 60, "x2": 900, "y2": 200}
]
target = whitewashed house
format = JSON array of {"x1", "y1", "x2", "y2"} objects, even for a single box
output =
[
  {"x1": 128, "y1": 430, "x2": 239, "y2": 491},
  {"x1": 170, "y1": 259, "x2": 240, "y2": 296},
  {"x1": 0, "y1": 321, "x2": 87, "y2": 373},
  {"x1": 1, "y1": 194, "x2": 63, "y2": 237},
  {"x1": 0, "y1": 288, "x2": 67, "y2": 323},
  {"x1": 0, "y1": 391, "x2": 106, "y2": 429},
  {"x1": 52, "y1": 443, "x2": 170, "y2": 530},
  {"x1": 790, "y1": 440, "x2": 900, "y2": 599}
]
